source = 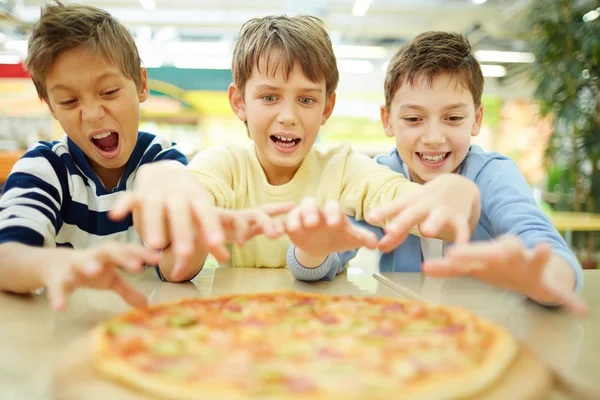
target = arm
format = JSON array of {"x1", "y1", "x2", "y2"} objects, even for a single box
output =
[
  {"x1": 479, "y1": 159, "x2": 583, "y2": 295},
  {"x1": 0, "y1": 243, "x2": 47, "y2": 293}
]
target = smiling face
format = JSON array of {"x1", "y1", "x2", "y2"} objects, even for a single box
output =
[
  {"x1": 381, "y1": 73, "x2": 483, "y2": 184},
  {"x1": 229, "y1": 57, "x2": 336, "y2": 185},
  {"x1": 45, "y1": 46, "x2": 148, "y2": 187}
]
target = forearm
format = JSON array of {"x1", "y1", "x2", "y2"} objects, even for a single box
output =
[
  {"x1": 0, "y1": 243, "x2": 47, "y2": 293},
  {"x1": 156, "y1": 244, "x2": 209, "y2": 283}
]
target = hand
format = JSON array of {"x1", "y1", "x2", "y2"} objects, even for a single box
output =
[
  {"x1": 40, "y1": 242, "x2": 161, "y2": 311},
  {"x1": 218, "y1": 202, "x2": 294, "y2": 245},
  {"x1": 366, "y1": 174, "x2": 478, "y2": 252},
  {"x1": 422, "y1": 236, "x2": 588, "y2": 316},
  {"x1": 109, "y1": 161, "x2": 228, "y2": 268},
  {"x1": 287, "y1": 198, "x2": 378, "y2": 264}
]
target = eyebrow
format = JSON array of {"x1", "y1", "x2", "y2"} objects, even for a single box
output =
[
  {"x1": 399, "y1": 102, "x2": 468, "y2": 111},
  {"x1": 255, "y1": 84, "x2": 322, "y2": 93},
  {"x1": 49, "y1": 72, "x2": 121, "y2": 93}
]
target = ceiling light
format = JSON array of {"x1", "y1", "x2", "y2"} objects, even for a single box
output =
[
  {"x1": 475, "y1": 50, "x2": 534, "y2": 63},
  {"x1": 352, "y1": 0, "x2": 373, "y2": 17},
  {"x1": 138, "y1": 0, "x2": 156, "y2": 10},
  {"x1": 472, "y1": 0, "x2": 487, "y2": 4},
  {"x1": 480, "y1": 65, "x2": 506, "y2": 77},
  {"x1": 334, "y1": 45, "x2": 386, "y2": 59}
]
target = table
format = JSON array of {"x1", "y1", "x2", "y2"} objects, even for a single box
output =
[
  {"x1": 374, "y1": 270, "x2": 600, "y2": 399},
  {"x1": 0, "y1": 266, "x2": 399, "y2": 400},
  {"x1": 547, "y1": 211, "x2": 600, "y2": 247}
]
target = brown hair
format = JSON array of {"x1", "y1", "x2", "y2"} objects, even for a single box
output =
[
  {"x1": 384, "y1": 31, "x2": 484, "y2": 110},
  {"x1": 24, "y1": 1, "x2": 142, "y2": 102},
  {"x1": 232, "y1": 14, "x2": 339, "y2": 96}
]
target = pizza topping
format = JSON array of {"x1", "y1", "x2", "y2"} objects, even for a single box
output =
[
  {"x1": 106, "y1": 321, "x2": 136, "y2": 336},
  {"x1": 151, "y1": 340, "x2": 183, "y2": 357},
  {"x1": 168, "y1": 315, "x2": 197, "y2": 328}
]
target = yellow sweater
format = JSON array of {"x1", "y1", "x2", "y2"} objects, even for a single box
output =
[{"x1": 187, "y1": 143, "x2": 419, "y2": 268}]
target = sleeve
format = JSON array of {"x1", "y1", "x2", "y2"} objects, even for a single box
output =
[
  {"x1": 337, "y1": 149, "x2": 421, "y2": 234},
  {"x1": 478, "y1": 159, "x2": 584, "y2": 292},
  {"x1": 186, "y1": 147, "x2": 238, "y2": 208},
  {"x1": 152, "y1": 144, "x2": 188, "y2": 166},
  {"x1": 286, "y1": 244, "x2": 348, "y2": 281},
  {"x1": 0, "y1": 149, "x2": 67, "y2": 247}
]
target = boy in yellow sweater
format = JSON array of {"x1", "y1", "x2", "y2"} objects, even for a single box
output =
[{"x1": 125, "y1": 15, "x2": 482, "y2": 282}]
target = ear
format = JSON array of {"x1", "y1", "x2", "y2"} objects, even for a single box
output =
[
  {"x1": 380, "y1": 105, "x2": 394, "y2": 138},
  {"x1": 320, "y1": 91, "x2": 336, "y2": 125},
  {"x1": 228, "y1": 83, "x2": 247, "y2": 122},
  {"x1": 138, "y1": 68, "x2": 149, "y2": 103},
  {"x1": 471, "y1": 104, "x2": 484, "y2": 137}
]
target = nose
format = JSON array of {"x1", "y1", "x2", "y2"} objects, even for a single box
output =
[
  {"x1": 81, "y1": 100, "x2": 105, "y2": 124},
  {"x1": 421, "y1": 121, "x2": 446, "y2": 145},
  {"x1": 276, "y1": 100, "x2": 298, "y2": 126}
]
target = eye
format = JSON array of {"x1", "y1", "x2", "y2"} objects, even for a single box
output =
[
  {"x1": 262, "y1": 95, "x2": 277, "y2": 102},
  {"x1": 403, "y1": 117, "x2": 422, "y2": 123},
  {"x1": 447, "y1": 116, "x2": 464, "y2": 122},
  {"x1": 59, "y1": 99, "x2": 77, "y2": 106},
  {"x1": 299, "y1": 97, "x2": 315, "y2": 105},
  {"x1": 102, "y1": 88, "x2": 120, "y2": 96}
]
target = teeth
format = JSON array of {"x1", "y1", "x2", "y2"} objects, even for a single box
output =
[
  {"x1": 92, "y1": 131, "x2": 113, "y2": 140},
  {"x1": 420, "y1": 153, "x2": 447, "y2": 162},
  {"x1": 275, "y1": 135, "x2": 295, "y2": 142},
  {"x1": 277, "y1": 141, "x2": 296, "y2": 148}
]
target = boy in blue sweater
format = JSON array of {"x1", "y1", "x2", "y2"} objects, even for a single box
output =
[{"x1": 288, "y1": 31, "x2": 586, "y2": 314}]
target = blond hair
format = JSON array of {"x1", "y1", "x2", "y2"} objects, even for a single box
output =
[
  {"x1": 232, "y1": 15, "x2": 339, "y2": 96},
  {"x1": 24, "y1": 1, "x2": 142, "y2": 102},
  {"x1": 384, "y1": 31, "x2": 484, "y2": 110}
]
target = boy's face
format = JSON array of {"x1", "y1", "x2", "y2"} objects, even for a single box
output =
[
  {"x1": 45, "y1": 46, "x2": 148, "y2": 180},
  {"x1": 381, "y1": 73, "x2": 483, "y2": 184},
  {"x1": 229, "y1": 57, "x2": 335, "y2": 182}
]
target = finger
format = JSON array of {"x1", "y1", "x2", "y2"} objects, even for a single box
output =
[
  {"x1": 540, "y1": 284, "x2": 589, "y2": 316},
  {"x1": 300, "y1": 198, "x2": 321, "y2": 228},
  {"x1": 365, "y1": 197, "x2": 410, "y2": 225},
  {"x1": 190, "y1": 198, "x2": 227, "y2": 256},
  {"x1": 324, "y1": 200, "x2": 342, "y2": 226},
  {"x1": 286, "y1": 206, "x2": 303, "y2": 234},
  {"x1": 108, "y1": 192, "x2": 138, "y2": 221},
  {"x1": 141, "y1": 196, "x2": 168, "y2": 249},
  {"x1": 528, "y1": 243, "x2": 552, "y2": 268},
  {"x1": 250, "y1": 210, "x2": 278, "y2": 239},
  {"x1": 420, "y1": 206, "x2": 471, "y2": 244},
  {"x1": 109, "y1": 273, "x2": 148, "y2": 308},
  {"x1": 166, "y1": 198, "x2": 196, "y2": 267},
  {"x1": 233, "y1": 213, "x2": 251, "y2": 245},
  {"x1": 258, "y1": 201, "x2": 296, "y2": 216},
  {"x1": 378, "y1": 207, "x2": 430, "y2": 253},
  {"x1": 93, "y1": 243, "x2": 161, "y2": 272},
  {"x1": 45, "y1": 270, "x2": 77, "y2": 311},
  {"x1": 351, "y1": 225, "x2": 378, "y2": 249}
]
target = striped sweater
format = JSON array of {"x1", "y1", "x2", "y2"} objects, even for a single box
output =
[{"x1": 0, "y1": 132, "x2": 187, "y2": 249}]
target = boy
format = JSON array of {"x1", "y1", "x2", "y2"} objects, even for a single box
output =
[
  {"x1": 297, "y1": 31, "x2": 586, "y2": 314},
  {"x1": 0, "y1": 2, "x2": 278, "y2": 310},
  {"x1": 147, "y1": 15, "x2": 483, "y2": 282}
]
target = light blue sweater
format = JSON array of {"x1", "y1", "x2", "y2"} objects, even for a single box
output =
[{"x1": 287, "y1": 145, "x2": 583, "y2": 293}]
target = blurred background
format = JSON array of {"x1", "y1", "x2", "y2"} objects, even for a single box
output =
[{"x1": 0, "y1": 0, "x2": 599, "y2": 263}]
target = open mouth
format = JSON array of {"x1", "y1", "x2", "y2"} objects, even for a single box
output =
[
  {"x1": 416, "y1": 152, "x2": 450, "y2": 164},
  {"x1": 270, "y1": 135, "x2": 301, "y2": 150},
  {"x1": 92, "y1": 131, "x2": 120, "y2": 157}
]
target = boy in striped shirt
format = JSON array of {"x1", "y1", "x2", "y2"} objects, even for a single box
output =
[{"x1": 0, "y1": 2, "x2": 286, "y2": 310}]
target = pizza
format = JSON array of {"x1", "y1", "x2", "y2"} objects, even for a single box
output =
[{"x1": 92, "y1": 291, "x2": 517, "y2": 400}]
